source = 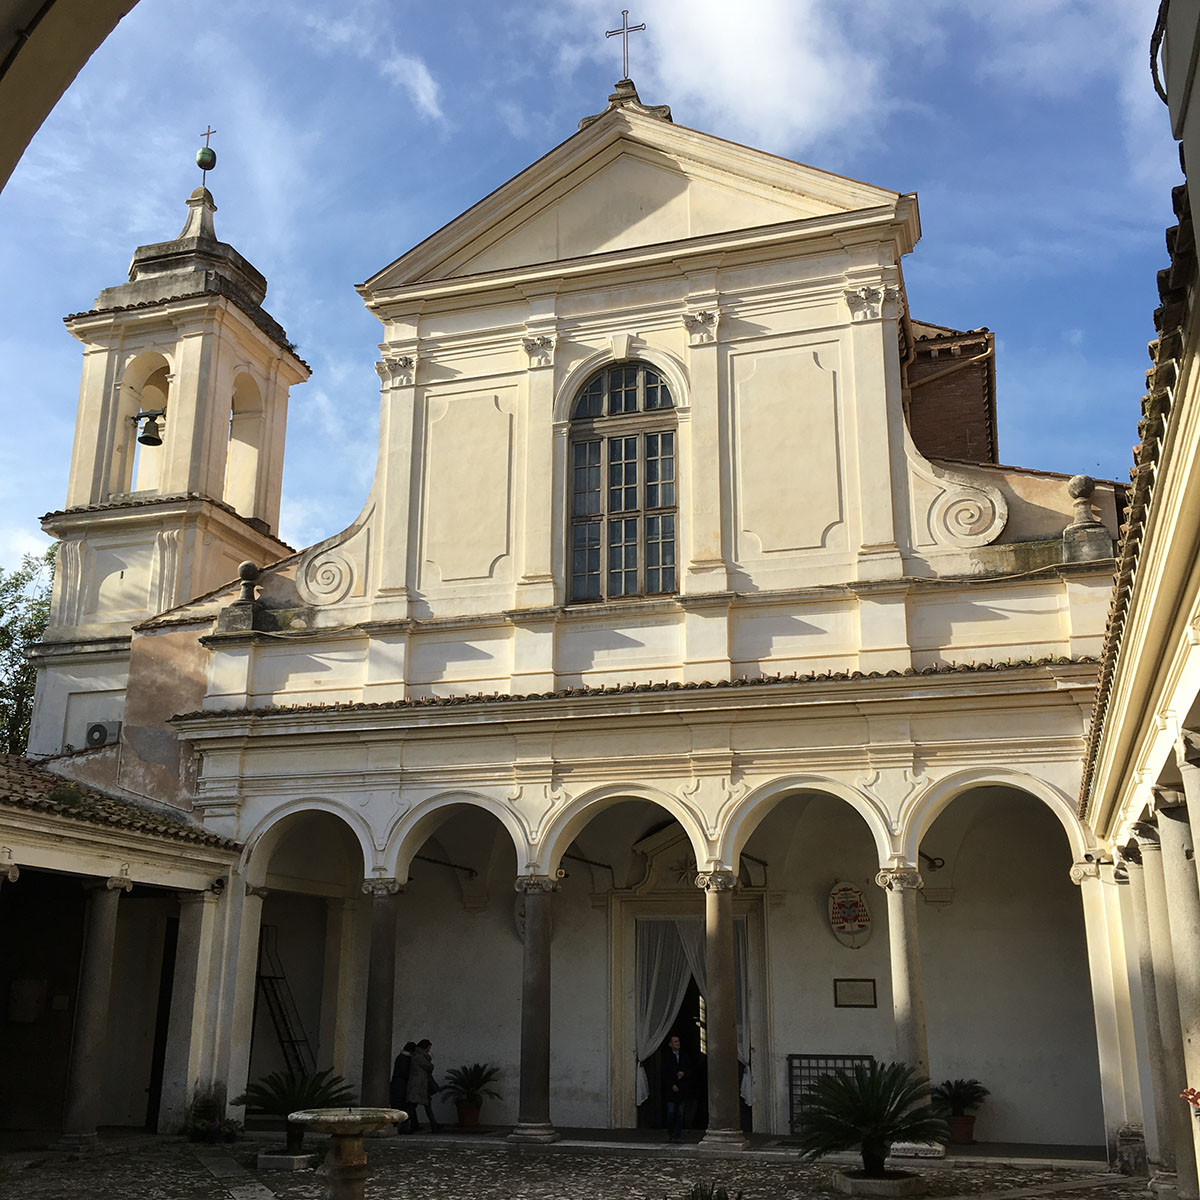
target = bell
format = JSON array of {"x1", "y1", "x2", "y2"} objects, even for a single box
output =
[{"x1": 137, "y1": 413, "x2": 163, "y2": 446}]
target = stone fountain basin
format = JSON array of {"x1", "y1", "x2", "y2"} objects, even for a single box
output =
[{"x1": 288, "y1": 1107, "x2": 405, "y2": 1136}]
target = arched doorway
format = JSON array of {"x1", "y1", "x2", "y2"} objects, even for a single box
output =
[{"x1": 245, "y1": 809, "x2": 365, "y2": 1087}]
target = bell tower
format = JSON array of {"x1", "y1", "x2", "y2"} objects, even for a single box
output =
[{"x1": 28, "y1": 149, "x2": 308, "y2": 755}]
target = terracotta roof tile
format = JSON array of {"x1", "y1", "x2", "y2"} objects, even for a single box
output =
[
  {"x1": 0, "y1": 755, "x2": 238, "y2": 849},
  {"x1": 174, "y1": 655, "x2": 1099, "y2": 722}
]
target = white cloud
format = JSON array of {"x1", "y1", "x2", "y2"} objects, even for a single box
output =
[
  {"x1": 380, "y1": 54, "x2": 443, "y2": 121},
  {"x1": 292, "y1": 0, "x2": 444, "y2": 121}
]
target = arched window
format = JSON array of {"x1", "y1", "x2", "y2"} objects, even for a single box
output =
[{"x1": 569, "y1": 361, "x2": 677, "y2": 603}]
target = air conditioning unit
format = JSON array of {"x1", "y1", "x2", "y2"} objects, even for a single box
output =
[{"x1": 84, "y1": 721, "x2": 121, "y2": 748}]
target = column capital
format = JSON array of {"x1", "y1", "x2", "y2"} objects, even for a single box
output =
[
  {"x1": 245, "y1": 883, "x2": 271, "y2": 898},
  {"x1": 1, "y1": 864, "x2": 17, "y2": 884},
  {"x1": 514, "y1": 874, "x2": 559, "y2": 895},
  {"x1": 694, "y1": 869, "x2": 739, "y2": 892},
  {"x1": 1177, "y1": 729, "x2": 1200, "y2": 767},
  {"x1": 1132, "y1": 820, "x2": 1163, "y2": 850},
  {"x1": 1152, "y1": 784, "x2": 1187, "y2": 811},
  {"x1": 1069, "y1": 860, "x2": 1101, "y2": 885},
  {"x1": 875, "y1": 866, "x2": 924, "y2": 892},
  {"x1": 361, "y1": 877, "x2": 402, "y2": 898},
  {"x1": 83, "y1": 873, "x2": 131, "y2": 893},
  {"x1": 1117, "y1": 842, "x2": 1143, "y2": 866}
]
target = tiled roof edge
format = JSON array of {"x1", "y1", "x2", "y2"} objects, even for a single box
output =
[
  {"x1": 1078, "y1": 180, "x2": 1194, "y2": 822},
  {"x1": 174, "y1": 654, "x2": 1100, "y2": 722}
]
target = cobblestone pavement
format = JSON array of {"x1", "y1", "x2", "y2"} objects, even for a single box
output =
[{"x1": 0, "y1": 1137, "x2": 1149, "y2": 1200}]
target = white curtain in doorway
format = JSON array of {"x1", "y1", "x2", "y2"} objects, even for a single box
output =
[
  {"x1": 635, "y1": 919, "x2": 694, "y2": 1105},
  {"x1": 674, "y1": 917, "x2": 753, "y2": 1107},
  {"x1": 629, "y1": 917, "x2": 753, "y2": 1107}
]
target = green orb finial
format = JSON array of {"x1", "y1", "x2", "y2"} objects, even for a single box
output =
[{"x1": 196, "y1": 146, "x2": 216, "y2": 172}]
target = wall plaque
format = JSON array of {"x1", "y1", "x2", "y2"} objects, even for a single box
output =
[
  {"x1": 828, "y1": 881, "x2": 871, "y2": 948},
  {"x1": 834, "y1": 978, "x2": 877, "y2": 1008}
]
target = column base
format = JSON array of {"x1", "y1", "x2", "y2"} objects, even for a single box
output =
[
  {"x1": 506, "y1": 1122, "x2": 560, "y2": 1144},
  {"x1": 56, "y1": 1131, "x2": 98, "y2": 1151},
  {"x1": 1149, "y1": 1171, "x2": 1179, "y2": 1200},
  {"x1": 698, "y1": 1127, "x2": 749, "y2": 1152}
]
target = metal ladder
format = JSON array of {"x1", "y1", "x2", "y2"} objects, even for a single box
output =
[{"x1": 256, "y1": 925, "x2": 316, "y2": 1074}]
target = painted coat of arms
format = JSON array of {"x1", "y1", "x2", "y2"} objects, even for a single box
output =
[{"x1": 828, "y1": 881, "x2": 872, "y2": 948}]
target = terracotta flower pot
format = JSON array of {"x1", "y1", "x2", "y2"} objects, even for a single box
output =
[
  {"x1": 947, "y1": 1114, "x2": 976, "y2": 1145},
  {"x1": 456, "y1": 1100, "x2": 482, "y2": 1128}
]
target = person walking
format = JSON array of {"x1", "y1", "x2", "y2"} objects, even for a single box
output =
[
  {"x1": 660, "y1": 1034, "x2": 694, "y2": 1143},
  {"x1": 390, "y1": 1041, "x2": 416, "y2": 1131},
  {"x1": 405, "y1": 1038, "x2": 441, "y2": 1132}
]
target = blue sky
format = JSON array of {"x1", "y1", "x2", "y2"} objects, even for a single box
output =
[{"x1": 0, "y1": 0, "x2": 1177, "y2": 568}]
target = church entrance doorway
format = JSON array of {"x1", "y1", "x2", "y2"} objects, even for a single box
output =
[
  {"x1": 628, "y1": 912, "x2": 755, "y2": 1134},
  {"x1": 636, "y1": 976, "x2": 709, "y2": 1132}
]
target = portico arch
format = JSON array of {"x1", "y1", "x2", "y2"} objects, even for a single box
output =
[
  {"x1": 386, "y1": 790, "x2": 530, "y2": 883},
  {"x1": 720, "y1": 775, "x2": 895, "y2": 871},
  {"x1": 234, "y1": 803, "x2": 370, "y2": 1095},
  {"x1": 240, "y1": 798, "x2": 375, "y2": 887},
  {"x1": 540, "y1": 783, "x2": 711, "y2": 877},
  {"x1": 897, "y1": 768, "x2": 1094, "y2": 866}
]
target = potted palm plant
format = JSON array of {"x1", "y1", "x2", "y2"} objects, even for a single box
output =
[
  {"x1": 441, "y1": 1062, "x2": 502, "y2": 1128},
  {"x1": 233, "y1": 1067, "x2": 356, "y2": 1155},
  {"x1": 794, "y1": 1061, "x2": 947, "y2": 1196},
  {"x1": 932, "y1": 1079, "x2": 988, "y2": 1145}
]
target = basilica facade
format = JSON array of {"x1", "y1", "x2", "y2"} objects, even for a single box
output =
[{"x1": 2, "y1": 80, "x2": 1143, "y2": 1158}]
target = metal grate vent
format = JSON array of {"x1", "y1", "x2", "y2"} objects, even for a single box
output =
[{"x1": 787, "y1": 1053, "x2": 875, "y2": 1133}]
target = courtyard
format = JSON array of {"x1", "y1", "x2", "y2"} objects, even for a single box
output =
[{"x1": 0, "y1": 1136, "x2": 1140, "y2": 1200}]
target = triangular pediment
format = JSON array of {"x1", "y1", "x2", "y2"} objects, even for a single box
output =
[{"x1": 364, "y1": 109, "x2": 903, "y2": 292}]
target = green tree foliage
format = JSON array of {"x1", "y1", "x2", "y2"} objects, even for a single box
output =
[
  {"x1": 794, "y1": 1061, "x2": 948, "y2": 1177},
  {"x1": 0, "y1": 547, "x2": 53, "y2": 754}
]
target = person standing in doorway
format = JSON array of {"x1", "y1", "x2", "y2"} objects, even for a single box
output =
[
  {"x1": 406, "y1": 1038, "x2": 441, "y2": 1132},
  {"x1": 660, "y1": 1034, "x2": 694, "y2": 1143}
]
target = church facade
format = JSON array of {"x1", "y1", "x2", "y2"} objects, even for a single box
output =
[{"x1": 3, "y1": 81, "x2": 1142, "y2": 1154}]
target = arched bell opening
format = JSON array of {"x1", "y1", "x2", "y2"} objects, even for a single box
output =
[
  {"x1": 918, "y1": 787, "x2": 1103, "y2": 1148},
  {"x1": 108, "y1": 351, "x2": 171, "y2": 499},
  {"x1": 223, "y1": 372, "x2": 264, "y2": 519}
]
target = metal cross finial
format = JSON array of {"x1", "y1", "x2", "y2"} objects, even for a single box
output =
[
  {"x1": 197, "y1": 125, "x2": 218, "y2": 187},
  {"x1": 606, "y1": 10, "x2": 645, "y2": 81}
]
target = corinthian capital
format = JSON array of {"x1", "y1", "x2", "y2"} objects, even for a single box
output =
[
  {"x1": 361, "y1": 877, "x2": 402, "y2": 898},
  {"x1": 875, "y1": 866, "x2": 924, "y2": 892},
  {"x1": 694, "y1": 869, "x2": 739, "y2": 892},
  {"x1": 514, "y1": 874, "x2": 559, "y2": 895}
]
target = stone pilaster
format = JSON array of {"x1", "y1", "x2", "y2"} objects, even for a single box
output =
[
  {"x1": 508, "y1": 875, "x2": 560, "y2": 1143},
  {"x1": 60, "y1": 875, "x2": 131, "y2": 1147},
  {"x1": 875, "y1": 866, "x2": 929, "y2": 1077},
  {"x1": 158, "y1": 889, "x2": 221, "y2": 1132},
  {"x1": 696, "y1": 869, "x2": 746, "y2": 1149},
  {"x1": 360, "y1": 878, "x2": 401, "y2": 1112},
  {"x1": 1136, "y1": 821, "x2": 1200, "y2": 1200}
]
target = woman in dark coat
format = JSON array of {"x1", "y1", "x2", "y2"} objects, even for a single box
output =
[
  {"x1": 390, "y1": 1041, "x2": 416, "y2": 1130},
  {"x1": 405, "y1": 1038, "x2": 441, "y2": 1131}
]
